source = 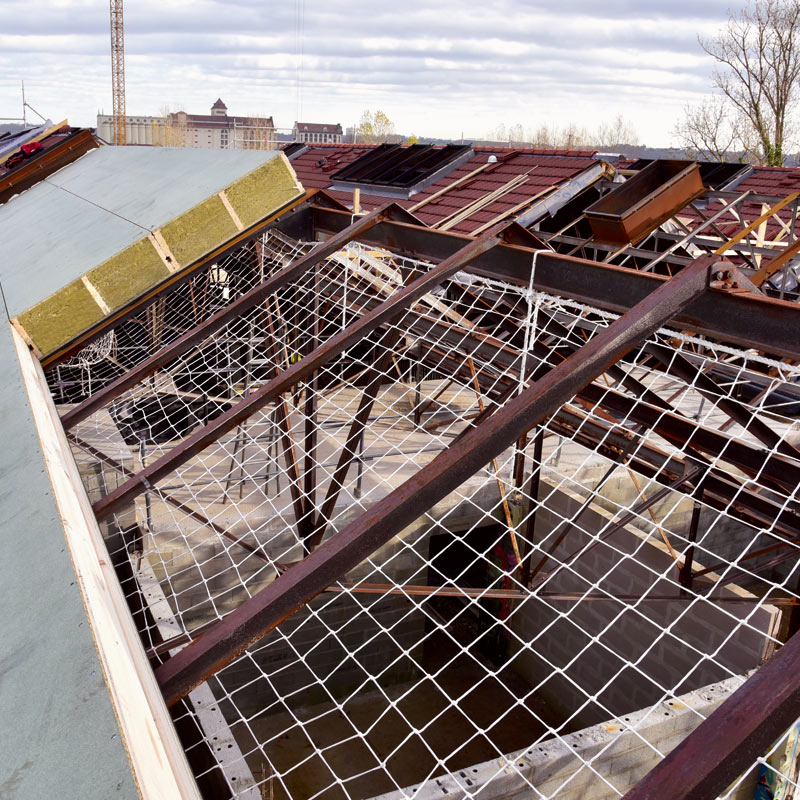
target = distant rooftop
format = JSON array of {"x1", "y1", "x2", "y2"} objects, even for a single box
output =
[{"x1": 294, "y1": 121, "x2": 343, "y2": 134}]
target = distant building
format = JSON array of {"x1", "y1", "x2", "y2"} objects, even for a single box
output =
[
  {"x1": 95, "y1": 114, "x2": 165, "y2": 146},
  {"x1": 97, "y1": 99, "x2": 276, "y2": 150},
  {"x1": 292, "y1": 121, "x2": 343, "y2": 144}
]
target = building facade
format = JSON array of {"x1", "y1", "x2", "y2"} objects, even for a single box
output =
[
  {"x1": 97, "y1": 99, "x2": 276, "y2": 150},
  {"x1": 292, "y1": 121, "x2": 343, "y2": 144},
  {"x1": 95, "y1": 114, "x2": 165, "y2": 146}
]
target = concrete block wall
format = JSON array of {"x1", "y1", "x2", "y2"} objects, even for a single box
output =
[
  {"x1": 558, "y1": 458, "x2": 794, "y2": 588},
  {"x1": 215, "y1": 592, "x2": 425, "y2": 715},
  {"x1": 510, "y1": 482, "x2": 779, "y2": 727},
  {"x1": 371, "y1": 674, "x2": 757, "y2": 800},
  {"x1": 155, "y1": 479, "x2": 505, "y2": 715}
]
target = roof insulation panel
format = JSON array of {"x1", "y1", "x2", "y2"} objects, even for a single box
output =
[{"x1": 0, "y1": 146, "x2": 304, "y2": 357}]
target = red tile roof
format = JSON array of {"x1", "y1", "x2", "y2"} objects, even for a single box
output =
[
  {"x1": 472, "y1": 144, "x2": 598, "y2": 159},
  {"x1": 733, "y1": 165, "x2": 800, "y2": 195},
  {"x1": 292, "y1": 144, "x2": 598, "y2": 235},
  {"x1": 404, "y1": 151, "x2": 596, "y2": 235}
]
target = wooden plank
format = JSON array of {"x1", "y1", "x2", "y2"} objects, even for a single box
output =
[
  {"x1": 470, "y1": 185, "x2": 556, "y2": 236},
  {"x1": 11, "y1": 325, "x2": 201, "y2": 800},
  {"x1": 714, "y1": 191, "x2": 800, "y2": 254},
  {"x1": 407, "y1": 161, "x2": 492, "y2": 212}
]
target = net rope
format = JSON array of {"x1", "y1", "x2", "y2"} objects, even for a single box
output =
[{"x1": 50, "y1": 229, "x2": 800, "y2": 800}]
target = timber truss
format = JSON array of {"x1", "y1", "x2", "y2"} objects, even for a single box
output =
[{"x1": 48, "y1": 198, "x2": 800, "y2": 799}]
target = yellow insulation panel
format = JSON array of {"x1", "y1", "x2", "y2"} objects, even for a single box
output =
[
  {"x1": 159, "y1": 195, "x2": 239, "y2": 268},
  {"x1": 225, "y1": 154, "x2": 303, "y2": 229},
  {"x1": 15, "y1": 152, "x2": 304, "y2": 358},
  {"x1": 17, "y1": 278, "x2": 105, "y2": 358},
  {"x1": 87, "y1": 238, "x2": 172, "y2": 310}
]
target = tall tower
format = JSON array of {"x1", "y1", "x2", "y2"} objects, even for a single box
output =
[{"x1": 110, "y1": 0, "x2": 126, "y2": 145}]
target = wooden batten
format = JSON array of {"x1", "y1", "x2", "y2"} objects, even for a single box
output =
[{"x1": 11, "y1": 325, "x2": 201, "y2": 800}]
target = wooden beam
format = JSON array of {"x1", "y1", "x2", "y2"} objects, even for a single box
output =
[{"x1": 11, "y1": 326, "x2": 200, "y2": 800}]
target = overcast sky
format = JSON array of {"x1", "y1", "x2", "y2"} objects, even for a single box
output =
[{"x1": 0, "y1": 0, "x2": 734, "y2": 146}]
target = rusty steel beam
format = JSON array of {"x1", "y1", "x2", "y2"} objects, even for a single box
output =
[
  {"x1": 262, "y1": 296, "x2": 309, "y2": 537},
  {"x1": 536, "y1": 592, "x2": 796, "y2": 605},
  {"x1": 308, "y1": 206, "x2": 800, "y2": 360},
  {"x1": 370, "y1": 297, "x2": 800, "y2": 574},
  {"x1": 92, "y1": 224, "x2": 509, "y2": 520},
  {"x1": 398, "y1": 288, "x2": 800, "y2": 512},
  {"x1": 60, "y1": 204, "x2": 393, "y2": 431},
  {"x1": 325, "y1": 583, "x2": 790, "y2": 605},
  {"x1": 578, "y1": 381, "x2": 800, "y2": 496},
  {"x1": 378, "y1": 302, "x2": 798, "y2": 542},
  {"x1": 154, "y1": 253, "x2": 715, "y2": 706},
  {"x1": 300, "y1": 269, "x2": 322, "y2": 542},
  {"x1": 307, "y1": 331, "x2": 403, "y2": 550},
  {"x1": 622, "y1": 630, "x2": 800, "y2": 800},
  {"x1": 399, "y1": 307, "x2": 800, "y2": 541},
  {"x1": 273, "y1": 400, "x2": 310, "y2": 540},
  {"x1": 68, "y1": 434, "x2": 269, "y2": 563},
  {"x1": 644, "y1": 341, "x2": 800, "y2": 462},
  {"x1": 328, "y1": 583, "x2": 529, "y2": 599}
]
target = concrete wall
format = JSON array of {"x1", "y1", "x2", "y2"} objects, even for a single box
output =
[
  {"x1": 560, "y1": 457, "x2": 795, "y2": 588},
  {"x1": 138, "y1": 475, "x2": 504, "y2": 715},
  {"x1": 510, "y1": 482, "x2": 779, "y2": 727},
  {"x1": 370, "y1": 674, "x2": 756, "y2": 800}
]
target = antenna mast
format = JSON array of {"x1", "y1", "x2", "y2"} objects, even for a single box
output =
[{"x1": 110, "y1": 0, "x2": 126, "y2": 145}]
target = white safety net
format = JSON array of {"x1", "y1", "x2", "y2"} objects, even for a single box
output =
[{"x1": 50, "y1": 229, "x2": 800, "y2": 800}]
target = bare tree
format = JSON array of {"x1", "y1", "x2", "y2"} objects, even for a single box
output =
[
  {"x1": 530, "y1": 123, "x2": 554, "y2": 148},
  {"x1": 530, "y1": 122, "x2": 589, "y2": 148},
  {"x1": 594, "y1": 114, "x2": 640, "y2": 148},
  {"x1": 700, "y1": 0, "x2": 800, "y2": 165},
  {"x1": 356, "y1": 110, "x2": 396, "y2": 144},
  {"x1": 485, "y1": 122, "x2": 529, "y2": 145},
  {"x1": 487, "y1": 122, "x2": 507, "y2": 142},
  {"x1": 156, "y1": 106, "x2": 189, "y2": 147},
  {"x1": 674, "y1": 96, "x2": 749, "y2": 161},
  {"x1": 484, "y1": 116, "x2": 637, "y2": 151},
  {"x1": 558, "y1": 122, "x2": 591, "y2": 148},
  {"x1": 507, "y1": 123, "x2": 526, "y2": 144}
]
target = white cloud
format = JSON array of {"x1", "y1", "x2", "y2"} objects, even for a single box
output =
[{"x1": 0, "y1": 0, "x2": 734, "y2": 145}]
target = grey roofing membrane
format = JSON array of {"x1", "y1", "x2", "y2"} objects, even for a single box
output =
[
  {"x1": 0, "y1": 144, "x2": 294, "y2": 797},
  {"x1": 0, "y1": 145, "x2": 282, "y2": 315},
  {"x1": 0, "y1": 319, "x2": 137, "y2": 799},
  {"x1": 0, "y1": 144, "x2": 287, "y2": 798}
]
